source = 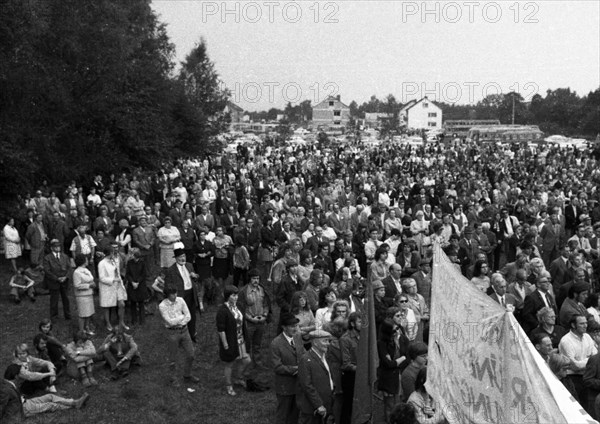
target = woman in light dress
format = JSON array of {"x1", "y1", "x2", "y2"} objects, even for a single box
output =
[
  {"x1": 157, "y1": 216, "x2": 180, "y2": 269},
  {"x1": 410, "y1": 211, "x2": 430, "y2": 256},
  {"x1": 3, "y1": 217, "x2": 22, "y2": 273},
  {"x1": 72, "y1": 254, "x2": 96, "y2": 336},
  {"x1": 98, "y1": 244, "x2": 128, "y2": 331}
]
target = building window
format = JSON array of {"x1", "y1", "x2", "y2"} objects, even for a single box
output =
[
  {"x1": 423, "y1": 102, "x2": 429, "y2": 108},
  {"x1": 334, "y1": 121, "x2": 341, "y2": 125},
  {"x1": 329, "y1": 101, "x2": 334, "y2": 107},
  {"x1": 333, "y1": 110, "x2": 341, "y2": 117},
  {"x1": 428, "y1": 122, "x2": 437, "y2": 127},
  {"x1": 428, "y1": 112, "x2": 437, "y2": 117}
]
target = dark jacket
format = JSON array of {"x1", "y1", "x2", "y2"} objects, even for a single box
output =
[
  {"x1": 521, "y1": 290, "x2": 558, "y2": 334},
  {"x1": 297, "y1": 349, "x2": 334, "y2": 414},
  {"x1": 216, "y1": 304, "x2": 245, "y2": 362},
  {"x1": 0, "y1": 379, "x2": 22, "y2": 421},
  {"x1": 42, "y1": 252, "x2": 71, "y2": 290},
  {"x1": 271, "y1": 333, "x2": 305, "y2": 395},
  {"x1": 165, "y1": 262, "x2": 198, "y2": 307},
  {"x1": 377, "y1": 331, "x2": 410, "y2": 394}
]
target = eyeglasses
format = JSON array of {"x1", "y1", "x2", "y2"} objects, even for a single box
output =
[{"x1": 399, "y1": 300, "x2": 409, "y2": 303}]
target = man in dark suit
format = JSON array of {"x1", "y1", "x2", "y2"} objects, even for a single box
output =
[
  {"x1": 540, "y1": 213, "x2": 564, "y2": 267},
  {"x1": 383, "y1": 263, "x2": 403, "y2": 305},
  {"x1": 521, "y1": 272, "x2": 558, "y2": 334},
  {"x1": 168, "y1": 200, "x2": 185, "y2": 229},
  {"x1": 297, "y1": 330, "x2": 334, "y2": 424},
  {"x1": 165, "y1": 249, "x2": 200, "y2": 343},
  {"x1": 549, "y1": 244, "x2": 571, "y2": 293},
  {"x1": 1, "y1": 364, "x2": 89, "y2": 420},
  {"x1": 564, "y1": 198, "x2": 579, "y2": 239},
  {"x1": 43, "y1": 239, "x2": 72, "y2": 320},
  {"x1": 271, "y1": 314, "x2": 305, "y2": 424},
  {"x1": 305, "y1": 227, "x2": 330, "y2": 257},
  {"x1": 411, "y1": 259, "x2": 432, "y2": 307}
]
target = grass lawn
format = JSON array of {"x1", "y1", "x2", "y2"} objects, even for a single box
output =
[{"x1": 0, "y1": 260, "x2": 276, "y2": 424}]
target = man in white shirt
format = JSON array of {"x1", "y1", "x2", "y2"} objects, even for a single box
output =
[
  {"x1": 158, "y1": 286, "x2": 199, "y2": 385},
  {"x1": 568, "y1": 224, "x2": 592, "y2": 254},
  {"x1": 165, "y1": 249, "x2": 200, "y2": 343},
  {"x1": 559, "y1": 314, "x2": 597, "y2": 401}
]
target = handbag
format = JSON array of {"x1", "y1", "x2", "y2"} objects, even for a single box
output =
[{"x1": 257, "y1": 246, "x2": 273, "y2": 262}]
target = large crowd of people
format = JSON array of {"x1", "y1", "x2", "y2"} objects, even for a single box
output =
[{"x1": 2, "y1": 135, "x2": 600, "y2": 422}]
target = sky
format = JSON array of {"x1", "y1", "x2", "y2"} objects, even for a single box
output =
[{"x1": 151, "y1": 1, "x2": 600, "y2": 111}]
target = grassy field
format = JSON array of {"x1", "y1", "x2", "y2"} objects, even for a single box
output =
[{"x1": 0, "y1": 260, "x2": 276, "y2": 424}]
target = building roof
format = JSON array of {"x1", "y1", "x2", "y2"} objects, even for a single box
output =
[
  {"x1": 313, "y1": 95, "x2": 350, "y2": 110},
  {"x1": 400, "y1": 97, "x2": 440, "y2": 113},
  {"x1": 225, "y1": 101, "x2": 244, "y2": 113}
]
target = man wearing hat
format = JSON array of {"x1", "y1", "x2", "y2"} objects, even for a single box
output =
[
  {"x1": 276, "y1": 260, "x2": 302, "y2": 330},
  {"x1": 297, "y1": 329, "x2": 334, "y2": 424},
  {"x1": 43, "y1": 239, "x2": 72, "y2": 320},
  {"x1": 238, "y1": 269, "x2": 271, "y2": 366},
  {"x1": 373, "y1": 279, "x2": 390, "y2": 332},
  {"x1": 165, "y1": 248, "x2": 200, "y2": 343},
  {"x1": 411, "y1": 258, "x2": 432, "y2": 307},
  {"x1": 271, "y1": 313, "x2": 305, "y2": 424}
]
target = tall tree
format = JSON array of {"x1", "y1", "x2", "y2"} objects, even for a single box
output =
[{"x1": 178, "y1": 38, "x2": 230, "y2": 152}]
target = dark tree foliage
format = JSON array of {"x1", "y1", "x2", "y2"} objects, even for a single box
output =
[{"x1": 0, "y1": 0, "x2": 228, "y2": 216}]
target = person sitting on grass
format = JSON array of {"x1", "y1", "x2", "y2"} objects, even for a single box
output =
[
  {"x1": 12, "y1": 343, "x2": 58, "y2": 396},
  {"x1": 33, "y1": 333, "x2": 65, "y2": 377},
  {"x1": 37, "y1": 318, "x2": 67, "y2": 371},
  {"x1": 97, "y1": 325, "x2": 141, "y2": 380},
  {"x1": 8, "y1": 267, "x2": 36, "y2": 304},
  {"x1": 1, "y1": 364, "x2": 90, "y2": 421},
  {"x1": 64, "y1": 331, "x2": 98, "y2": 387}
]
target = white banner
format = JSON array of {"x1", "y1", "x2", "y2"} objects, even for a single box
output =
[{"x1": 428, "y1": 244, "x2": 597, "y2": 424}]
